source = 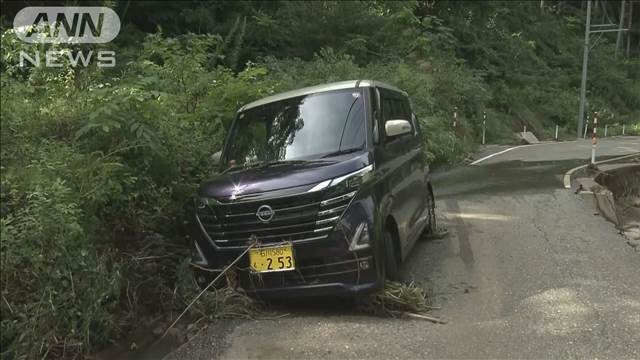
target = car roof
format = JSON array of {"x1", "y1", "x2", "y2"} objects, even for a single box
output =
[{"x1": 239, "y1": 80, "x2": 407, "y2": 112}]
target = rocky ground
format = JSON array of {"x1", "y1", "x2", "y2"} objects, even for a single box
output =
[{"x1": 618, "y1": 193, "x2": 640, "y2": 252}]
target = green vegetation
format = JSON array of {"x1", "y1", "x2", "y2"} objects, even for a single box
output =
[{"x1": 1, "y1": 1, "x2": 639, "y2": 357}]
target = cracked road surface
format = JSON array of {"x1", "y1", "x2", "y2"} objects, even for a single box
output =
[{"x1": 169, "y1": 137, "x2": 640, "y2": 359}]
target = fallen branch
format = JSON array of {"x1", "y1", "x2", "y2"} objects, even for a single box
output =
[
  {"x1": 162, "y1": 241, "x2": 256, "y2": 338},
  {"x1": 404, "y1": 312, "x2": 447, "y2": 324}
]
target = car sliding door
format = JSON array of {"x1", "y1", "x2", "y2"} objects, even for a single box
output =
[{"x1": 377, "y1": 89, "x2": 426, "y2": 255}]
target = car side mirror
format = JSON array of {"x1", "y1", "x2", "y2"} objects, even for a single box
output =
[
  {"x1": 385, "y1": 119, "x2": 412, "y2": 137},
  {"x1": 211, "y1": 150, "x2": 222, "y2": 165}
]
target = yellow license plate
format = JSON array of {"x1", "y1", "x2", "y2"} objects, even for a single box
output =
[{"x1": 249, "y1": 244, "x2": 295, "y2": 273}]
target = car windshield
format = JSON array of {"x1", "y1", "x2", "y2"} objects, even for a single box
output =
[{"x1": 223, "y1": 88, "x2": 366, "y2": 169}]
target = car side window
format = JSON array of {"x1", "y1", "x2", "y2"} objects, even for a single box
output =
[
  {"x1": 382, "y1": 97, "x2": 394, "y2": 122},
  {"x1": 400, "y1": 97, "x2": 412, "y2": 121},
  {"x1": 400, "y1": 96, "x2": 419, "y2": 136},
  {"x1": 382, "y1": 93, "x2": 411, "y2": 120},
  {"x1": 383, "y1": 99, "x2": 403, "y2": 121}
]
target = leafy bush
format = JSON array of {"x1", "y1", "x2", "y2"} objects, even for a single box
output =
[
  {"x1": 0, "y1": 29, "x2": 276, "y2": 358},
  {"x1": 1, "y1": 155, "x2": 120, "y2": 357}
]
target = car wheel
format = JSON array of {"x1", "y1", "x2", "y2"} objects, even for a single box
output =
[{"x1": 384, "y1": 230, "x2": 399, "y2": 281}]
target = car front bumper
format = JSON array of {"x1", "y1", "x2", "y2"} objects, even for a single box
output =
[{"x1": 191, "y1": 221, "x2": 381, "y2": 298}]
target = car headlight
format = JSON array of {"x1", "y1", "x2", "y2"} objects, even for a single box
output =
[
  {"x1": 308, "y1": 164, "x2": 373, "y2": 194},
  {"x1": 309, "y1": 165, "x2": 375, "y2": 252},
  {"x1": 337, "y1": 195, "x2": 375, "y2": 251}
]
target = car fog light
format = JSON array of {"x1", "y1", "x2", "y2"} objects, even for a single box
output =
[
  {"x1": 358, "y1": 260, "x2": 370, "y2": 270},
  {"x1": 349, "y1": 222, "x2": 370, "y2": 251}
]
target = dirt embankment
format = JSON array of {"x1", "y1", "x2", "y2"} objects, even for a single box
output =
[{"x1": 595, "y1": 163, "x2": 640, "y2": 250}]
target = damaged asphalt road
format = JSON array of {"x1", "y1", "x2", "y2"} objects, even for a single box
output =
[{"x1": 168, "y1": 137, "x2": 640, "y2": 360}]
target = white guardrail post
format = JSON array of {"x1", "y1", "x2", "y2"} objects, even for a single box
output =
[
  {"x1": 604, "y1": 124, "x2": 608, "y2": 137},
  {"x1": 451, "y1": 106, "x2": 457, "y2": 153},
  {"x1": 453, "y1": 106, "x2": 457, "y2": 129},
  {"x1": 482, "y1": 111, "x2": 486, "y2": 145},
  {"x1": 555, "y1": 124, "x2": 559, "y2": 141},
  {"x1": 591, "y1": 115, "x2": 598, "y2": 164},
  {"x1": 583, "y1": 113, "x2": 589, "y2": 139}
]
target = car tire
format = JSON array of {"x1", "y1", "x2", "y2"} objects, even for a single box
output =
[{"x1": 384, "y1": 231, "x2": 399, "y2": 281}]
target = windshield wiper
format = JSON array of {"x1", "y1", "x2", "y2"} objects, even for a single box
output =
[
  {"x1": 223, "y1": 161, "x2": 265, "y2": 173},
  {"x1": 224, "y1": 159, "x2": 309, "y2": 173},
  {"x1": 320, "y1": 147, "x2": 363, "y2": 159},
  {"x1": 259, "y1": 159, "x2": 308, "y2": 168}
]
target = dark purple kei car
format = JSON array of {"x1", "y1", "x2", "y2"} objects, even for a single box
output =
[{"x1": 189, "y1": 80, "x2": 436, "y2": 298}]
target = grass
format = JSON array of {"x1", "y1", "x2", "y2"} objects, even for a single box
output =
[
  {"x1": 357, "y1": 280, "x2": 443, "y2": 322},
  {"x1": 170, "y1": 254, "x2": 444, "y2": 341},
  {"x1": 173, "y1": 260, "x2": 272, "y2": 323}
]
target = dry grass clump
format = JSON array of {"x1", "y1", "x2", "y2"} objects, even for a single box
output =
[
  {"x1": 358, "y1": 280, "x2": 445, "y2": 323},
  {"x1": 189, "y1": 284, "x2": 267, "y2": 320},
  {"x1": 172, "y1": 260, "x2": 272, "y2": 323}
]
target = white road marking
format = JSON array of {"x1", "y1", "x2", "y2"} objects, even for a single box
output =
[
  {"x1": 471, "y1": 145, "x2": 533, "y2": 165},
  {"x1": 562, "y1": 152, "x2": 640, "y2": 189}
]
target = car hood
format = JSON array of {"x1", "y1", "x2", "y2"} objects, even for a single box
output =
[{"x1": 198, "y1": 153, "x2": 371, "y2": 201}]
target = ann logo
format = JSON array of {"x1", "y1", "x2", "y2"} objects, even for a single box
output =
[
  {"x1": 28, "y1": 11, "x2": 104, "y2": 38},
  {"x1": 14, "y1": 7, "x2": 120, "y2": 44}
]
